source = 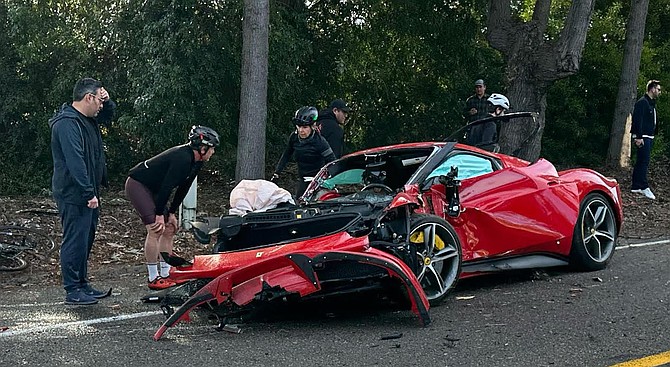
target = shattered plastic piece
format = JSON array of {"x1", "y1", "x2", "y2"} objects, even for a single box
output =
[
  {"x1": 220, "y1": 324, "x2": 242, "y2": 334},
  {"x1": 455, "y1": 295, "x2": 475, "y2": 300}
]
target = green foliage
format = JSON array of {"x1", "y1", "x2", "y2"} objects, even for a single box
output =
[
  {"x1": 543, "y1": 2, "x2": 625, "y2": 167},
  {"x1": 306, "y1": 0, "x2": 503, "y2": 152},
  {"x1": 0, "y1": 0, "x2": 669, "y2": 195},
  {"x1": 115, "y1": 0, "x2": 241, "y2": 172}
]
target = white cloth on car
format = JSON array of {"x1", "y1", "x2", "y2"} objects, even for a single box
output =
[{"x1": 228, "y1": 179, "x2": 295, "y2": 216}]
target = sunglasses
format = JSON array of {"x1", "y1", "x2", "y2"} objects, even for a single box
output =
[{"x1": 88, "y1": 93, "x2": 104, "y2": 103}]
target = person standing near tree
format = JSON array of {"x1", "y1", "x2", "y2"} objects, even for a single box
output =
[
  {"x1": 125, "y1": 125, "x2": 219, "y2": 290},
  {"x1": 631, "y1": 80, "x2": 662, "y2": 200},
  {"x1": 274, "y1": 106, "x2": 336, "y2": 196},
  {"x1": 49, "y1": 77, "x2": 116, "y2": 305},
  {"x1": 462, "y1": 79, "x2": 490, "y2": 123},
  {"x1": 467, "y1": 93, "x2": 510, "y2": 152},
  {"x1": 315, "y1": 99, "x2": 351, "y2": 158}
]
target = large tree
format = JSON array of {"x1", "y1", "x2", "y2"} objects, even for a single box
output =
[
  {"x1": 235, "y1": 0, "x2": 270, "y2": 181},
  {"x1": 487, "y1": 0, "x2": 596, "y2": 162},
  {"x1": 606, "y1": 0, "x2": 650, "y2": 168}
]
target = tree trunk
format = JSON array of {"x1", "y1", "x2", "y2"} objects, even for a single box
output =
[
  {"x1": 487, "y1": 0, "x2": 595, "y2": 162},
  {"x1": 235, "y1": 0, "x2": 270, "y2": 181},
  {"x1": 606, "y1": 0, "x2": 650, "y2": 168}
]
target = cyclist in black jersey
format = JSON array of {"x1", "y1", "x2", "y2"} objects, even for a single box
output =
[
  {"x1": 273, "y1": 106, "x2": 336, "y2": 197},
  {"x1": 125, "y1": 126, "x2": 219, "y2": 290}
]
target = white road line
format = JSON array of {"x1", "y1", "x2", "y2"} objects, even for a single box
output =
[
  {"x1": 0, "y1": 302, "x2": 64, "y2": 308},
  {"x1": 616, "y1": 239, "x2": 670, "y2": 250},
  {"x1": 0, "y1": 310, "x2": 162, "y2": 338}
]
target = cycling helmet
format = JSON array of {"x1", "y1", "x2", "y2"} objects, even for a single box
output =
[
  {"x1": 487, "y1": 93, "x2": 510, "y2": 110},
  {"x1": 188, "y1": 125, "x2": 220, "y2": 148},
  {"x1": 293, "y1": 106, "x2": 318, "y2": 126}
]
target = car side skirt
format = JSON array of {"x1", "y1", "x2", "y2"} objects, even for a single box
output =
[{"x1": 461, "y1": 253, "x2": 569, "y2": 276}]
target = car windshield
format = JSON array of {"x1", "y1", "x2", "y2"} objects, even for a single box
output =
[{"x1": 306, "y1": 145, "x2": 440, "y2": 202}]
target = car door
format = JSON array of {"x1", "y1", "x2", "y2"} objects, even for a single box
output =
[{"x1": 422, "y1": 150, "x2": 572, "y2": 262}]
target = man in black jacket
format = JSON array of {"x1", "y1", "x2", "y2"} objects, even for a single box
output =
[
  {"x1": 631, "y1": 80, "x2": 662, "y2": 200},
  {"x1": 463, "y1": 79, "x2": 490, "y2": 122},
  {"x1": 49, "y1": 77, "x2": 115, "y2": 305},
  {"x1": 315, "y1": 99, "x2": 351, "y2": 158}
]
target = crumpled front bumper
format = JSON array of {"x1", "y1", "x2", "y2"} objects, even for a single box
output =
[{"x1": 154, "y1": 249, "x2": 430, "y2": 340}]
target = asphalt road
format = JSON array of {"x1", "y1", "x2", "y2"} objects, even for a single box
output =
[{"x1": 1, "y1": 237, "x2": 669, "y2": 367}]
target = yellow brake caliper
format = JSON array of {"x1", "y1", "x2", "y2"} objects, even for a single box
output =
[{"x1": 410, "y1": 230, "x2": 446, "y2": 266}]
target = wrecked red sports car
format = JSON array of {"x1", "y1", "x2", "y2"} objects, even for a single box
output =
[{"x1": 152, "y1": 112, "x2": 623, "y2": 340}]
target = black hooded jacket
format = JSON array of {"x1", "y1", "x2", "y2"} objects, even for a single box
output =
[
  {"x1": 315, "y1": 109, "x2": 344, "y2": 158},
  {"x1": 48, "y1": 101, "x2": 115, "y2": 205}
]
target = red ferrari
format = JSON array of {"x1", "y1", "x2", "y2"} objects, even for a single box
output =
[{"x1": 153, "y1": 112, "x2": 623, "y2": 340}]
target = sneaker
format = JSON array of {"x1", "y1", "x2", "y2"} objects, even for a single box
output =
[
  {"x1": 65, "y1": 290, "x2": 98, "y2": 305},
  {"x1": 640, "y1": 188, "x2": 656, "y2": 200},
  {"x1": 148, "y1": 277, "x2": 177, "y2": 290},
  {"x1": 81, "y1": 284, "x2": 112, "y2": 299},
  {"x1": 631, "y1": 189, "x2": 644, "y2": 194}
]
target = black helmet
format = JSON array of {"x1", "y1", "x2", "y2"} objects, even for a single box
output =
[
  {"x1": 293, "y1": 106, "x2": 318, "y2": 126},
  {"x1": 188, "y1": 125, "x2": 220, "y2": 148}
]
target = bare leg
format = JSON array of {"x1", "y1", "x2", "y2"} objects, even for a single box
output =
[
  {"x1": 158, "y1": 223, "x2": 176, "y2": 256},
  {"x1": 144, "y1": 225, "x2": 161, "y2": 263}
]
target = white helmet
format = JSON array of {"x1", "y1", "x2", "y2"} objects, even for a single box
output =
[{"x1": 488, "y1": 93, "x2": 510, "y2": 110}]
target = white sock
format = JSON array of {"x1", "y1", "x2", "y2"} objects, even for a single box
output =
[
  {"x1": 147, "y1": 263, "x2": 159, "y2": 281},
  {"x1": 159, "y1": 261, "x2": 171, "y2": 278}
]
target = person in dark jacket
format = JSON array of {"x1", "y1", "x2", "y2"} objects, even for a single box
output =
[
  {"x1": 467, "y1": 93, "x2": 509, "y2": 152},
  {"x1": 631, "y1": 79, "x2": 662, "y2": 200},
  {"x1": 49, "y1": 77, "x2": 116, "y2": 305},
  {"x1": 315, "y1": 99, "x2": 351, "y2": 158},
  {"x1": 274, "y1": 106, "x2": 336, "y2": 196},
  {"x1": 125, "y1": 126, "x2": 219, "y2": 290},
  {"x1": 462, "y1": 79, "x2": 490, "y2": 122}
]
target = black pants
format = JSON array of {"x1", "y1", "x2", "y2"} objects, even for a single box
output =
[{"x1": 632, "y1": 138, "x2": 653, "y2": 190}]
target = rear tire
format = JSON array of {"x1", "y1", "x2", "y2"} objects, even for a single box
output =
[
  {"x1": 409, "y1": 214, "x2": 462, "y2": 306},
  {"x1": 569, "y1": 193, "x2": 617, "y2": 271}
]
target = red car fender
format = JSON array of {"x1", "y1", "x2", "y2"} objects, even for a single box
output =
[
  {"x1": 169, "y1": 232, "x2": 369, "y2": 281},
  {"x1": 388, "y1": 190, "x2": 420, "y2": 210},
  {"x1": 154, "y1": 249, "x2": 431, "y2": 340}
]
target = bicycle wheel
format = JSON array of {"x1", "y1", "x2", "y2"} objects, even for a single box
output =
[
  {"x1": 0, "y1": 225, "x2": 56, "y2": 261},
  {"x1": 0, "y1": 255, "x2": 28, "y2": 271}
]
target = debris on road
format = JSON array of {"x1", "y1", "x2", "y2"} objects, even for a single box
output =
[
  {"x1": 380, "y1": 332, "x2": 403, "y2": 340},
  {"x1": 455, "y1": 295, "x2": 475, "y2": 300}
]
